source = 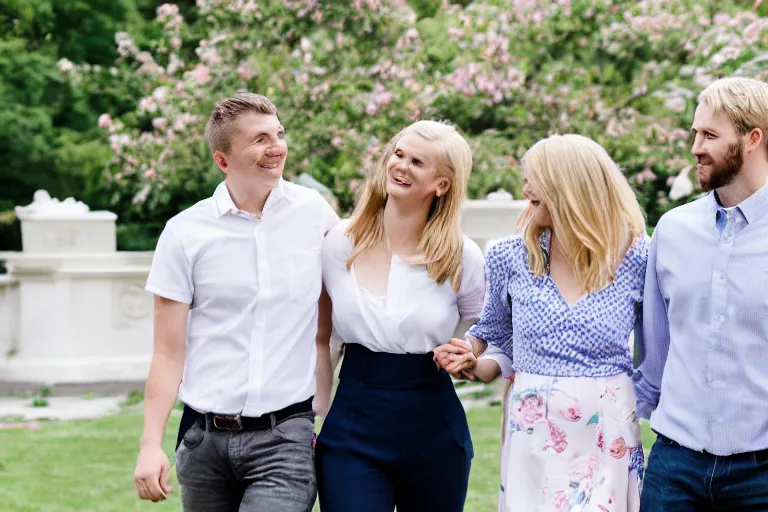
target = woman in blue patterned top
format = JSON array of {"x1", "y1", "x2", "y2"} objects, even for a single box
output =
[{"x1": 436, "y1": 134, "x2": 649, "y2": 512}]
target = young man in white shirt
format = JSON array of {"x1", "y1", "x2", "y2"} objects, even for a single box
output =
[{"x1": 133, "y1": 93, "x2": 338, "y2": 511}]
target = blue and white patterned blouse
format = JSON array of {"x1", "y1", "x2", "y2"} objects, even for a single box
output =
[{"x1": 468, "y1": 229, "x2": 649, "y2": 378}]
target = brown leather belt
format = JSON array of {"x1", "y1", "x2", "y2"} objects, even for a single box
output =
[{"x1": 192, "y1": 396, "x2": 314, "y2": 431}]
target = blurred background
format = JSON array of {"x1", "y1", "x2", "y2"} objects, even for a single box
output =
[
  {"x1": 0, "y1": 1, "x2": 766, "y2": 510},
  {"x1": 3, "y1": 0, "x2": 767, "y2": 252}
]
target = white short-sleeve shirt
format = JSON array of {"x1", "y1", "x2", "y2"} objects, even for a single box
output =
[
  {"x1": 322, "y1": 218, "x2": 486, "y2": 354},
  {"x1": 146, "y1": 179, "x2": 339, "y2": 416}
]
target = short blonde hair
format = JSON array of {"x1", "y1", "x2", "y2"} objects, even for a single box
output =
[
  {"x1": 517, "y1": 134, "x2": 645, "y2": 294},
  {"x1": 204, "y1": 92, "x2": 278, "y2": 153},
  {"x1": 345, "y1": 120, "x2": 473, "y2": 292},
  {"x1": 698, "y1": 77, "x2": 768, "y2": 152}
]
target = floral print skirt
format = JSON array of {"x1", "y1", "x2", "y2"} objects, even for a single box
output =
[{"x1": 499, "y1": 372, "x2": 643, "y2": 512}]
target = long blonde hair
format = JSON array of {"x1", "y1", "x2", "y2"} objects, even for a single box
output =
[
  {"x1": 345, "y1": 120, "x2": 472, "y2": 292},
  {"x1": 517, "y1": 134, "x2": 645, "y2": 294}
]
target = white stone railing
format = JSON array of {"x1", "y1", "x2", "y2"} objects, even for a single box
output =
[{"x1": 0, "y1": 189, "x2": 526, "y2": 386}]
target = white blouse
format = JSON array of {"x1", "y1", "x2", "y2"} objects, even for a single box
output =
[{"x1": 322, "y1": 219, "x2": 486, "y2": 354}]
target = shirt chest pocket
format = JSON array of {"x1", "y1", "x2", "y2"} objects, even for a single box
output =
[{"x1": 288, "y1": 248, "x2": 322, "y2": 304}]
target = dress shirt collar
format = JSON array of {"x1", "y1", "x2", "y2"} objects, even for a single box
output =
[{"x1": 212, "y1": 179, "x2": 289, "y2": 218}]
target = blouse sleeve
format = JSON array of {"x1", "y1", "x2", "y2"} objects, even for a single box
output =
[
  {"x1": 321, "y1": 219, "x2": 351, "y2": 282},
  {"x1": 480, "y1": 344, "x2": 515, "y2": 379},
  {"x1": 467, "y1": 238, "x2": 514, "y2": 349},
  {"x1": 457, "y1": 238, "x2": 487, "y2": 321}
]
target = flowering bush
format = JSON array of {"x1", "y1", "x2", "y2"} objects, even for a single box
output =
[{"x1": 74, "y1": 0, "x2": 768, "y2": 247}]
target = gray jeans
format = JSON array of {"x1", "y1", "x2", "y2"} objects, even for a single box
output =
[{"x1": 175, "y1": 412, "x2": 317, "y2": 512}]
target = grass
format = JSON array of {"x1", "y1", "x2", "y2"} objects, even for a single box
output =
[{"x1": 0, "y1": 406, "x2": 656, "y2": 512}]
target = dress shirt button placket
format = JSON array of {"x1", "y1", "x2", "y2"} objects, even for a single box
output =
[{"x1": 245, "y1": 219, "x2": 267, "y2": 414}]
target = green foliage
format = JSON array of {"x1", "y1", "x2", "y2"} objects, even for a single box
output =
[
  {"x1": 5, "y1": 0, "x2": 768, "y2": 250},
  {"x1": 0, "y1": 0, "x2": 143, "y2": 250},
  {"x1": 408, "y1": 0, "x2": 442, "y2": 19},
  {"x1": 31, "y1": 386, "x2": 52, "y2": 408}
]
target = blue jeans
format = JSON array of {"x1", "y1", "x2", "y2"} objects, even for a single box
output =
[{"x1": 641, "y1": 433, "x2": 768, "y2": 511}]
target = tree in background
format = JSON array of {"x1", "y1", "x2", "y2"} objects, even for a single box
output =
[
  {"x1": 5, "y1": 0, "x2": 768, "y2": 250},
  {"x1": 0, "y1": 0, "x2": 156, "y2": 249}
]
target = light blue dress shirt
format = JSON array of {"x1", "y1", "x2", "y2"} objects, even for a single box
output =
[{"x1": 634, "y1": 179, "x2": 768, "y2": 456}]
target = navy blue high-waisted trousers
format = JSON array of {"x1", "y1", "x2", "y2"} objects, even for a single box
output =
[{"x1": 316, "y1": 343, "x2": 473, "y2": 512}]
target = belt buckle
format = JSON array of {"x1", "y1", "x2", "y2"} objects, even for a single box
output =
[{"x1": 212, "y1": 414, "x2": 243, "y2": 431}]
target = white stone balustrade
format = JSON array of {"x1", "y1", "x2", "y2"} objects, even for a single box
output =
[
  {"x1": 0, "y1": 191, "x2": 154, "y2": 385},
  {"x1": 0, "y1": 189, "x2": 526, "y2": 386}
]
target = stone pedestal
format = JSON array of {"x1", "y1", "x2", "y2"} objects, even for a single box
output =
[
  {"x1": 461, "y1": 190, "x2": 528, "y2": 251},
  {"x1": 0, "y1": 191, "x2": 153, "y2": 385}
]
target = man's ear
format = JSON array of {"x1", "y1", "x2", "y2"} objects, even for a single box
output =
[
  {"x1": 746, "y1": 127, "x2": 765, "y2": 155},
  {"x1": 214, "y1": 150, "x2": 229, "y2": 174}
]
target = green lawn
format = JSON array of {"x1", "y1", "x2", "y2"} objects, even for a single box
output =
[{"x1": 0, "y1": 406, "x2": 656, "y2": 512}]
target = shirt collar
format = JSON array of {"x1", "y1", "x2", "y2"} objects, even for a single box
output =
[
  {"x1": 708, "y1": 177, "x2": 768, "y2": 225},
  {"x1": 211, "y1": 179, "x2": 289, "y2": 218},
  {"x1": 735, "y1": 178, "x2": 768, "y2": 225}
]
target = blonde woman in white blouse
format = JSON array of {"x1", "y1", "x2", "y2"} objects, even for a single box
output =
[{"x1": 315, "y1": 120, "x2": 486, "y2": 512}]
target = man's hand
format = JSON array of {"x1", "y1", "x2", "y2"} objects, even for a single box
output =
[{"x1": 134, "y1": 443, "x2": 172, "y2": 502}]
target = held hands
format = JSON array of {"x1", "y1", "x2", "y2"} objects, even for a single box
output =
[
  {"x1": 134, "y1": 443, "x2": 173, "y2": 502},
  {"x1": 433, "y1": 338, "x2": 478, "y2": 380}
]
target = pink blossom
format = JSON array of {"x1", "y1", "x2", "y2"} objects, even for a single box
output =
[
  {"x1": 57, "y1": 58, "x2": 74, "y2": 73},
  {"x1": 375, "y1": 90, "x2": 393, "y2": 106},
  {"x1": 365, "y1": 103, "x2": 378, "y2": 116},
  {"x1": 172, "y1": 113, "x2": 199, "y2": 132},
  {"x1": 331, "y1": 136, "x2": 344, "y2": 148},
  {"x1": 138, "y1": 97, "x2": 157, "y2": 112},
  {"x1": 133, "y1": 184, "x2": 151, "y2": 205},
  {"x1": 756, "y1": 0, "x2": 764, "y2": 8},
  {"x1": 109, "y1": 134, "x2": 132, "y2": 153},
  {"x1": 152, "y1": 117, "x2": 169, "y2": 131},
  {"x1": 197, "y1": 47, "x2": 222, "y2": 66},
  {"x1": 156, "y1": 3, "x2": 179, "y2": 20},
  {"x1": 167, "y1": 54, "x2": 182, "y2": 75},
  {"x1": 191, "y1": 64, "x2": 211, "y2": 84},
  {"x1": 237, "y1": 64, "x2": 256, "y2": 80},
  {"x1": 745, "y1": 22, "x2": 761, "y2": 43},
  {"x1": 312, "y1": 9, "x2": 323, "y2": 23},
  {"x1": 143, "y1": 168, "x2": 157, "y2": 179},
  {"x1": 115, "y1": 32, "x2": 136, "y2": 57},
  {"x1": 98, "y1": 114, "x2": 113, "y2": 129},
  {"x1": 170, "y1": 37, "x2": 182, "y2": 50},
  {"x1": 152, "y1": 87, "x2": 168, "y2": 103}
]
